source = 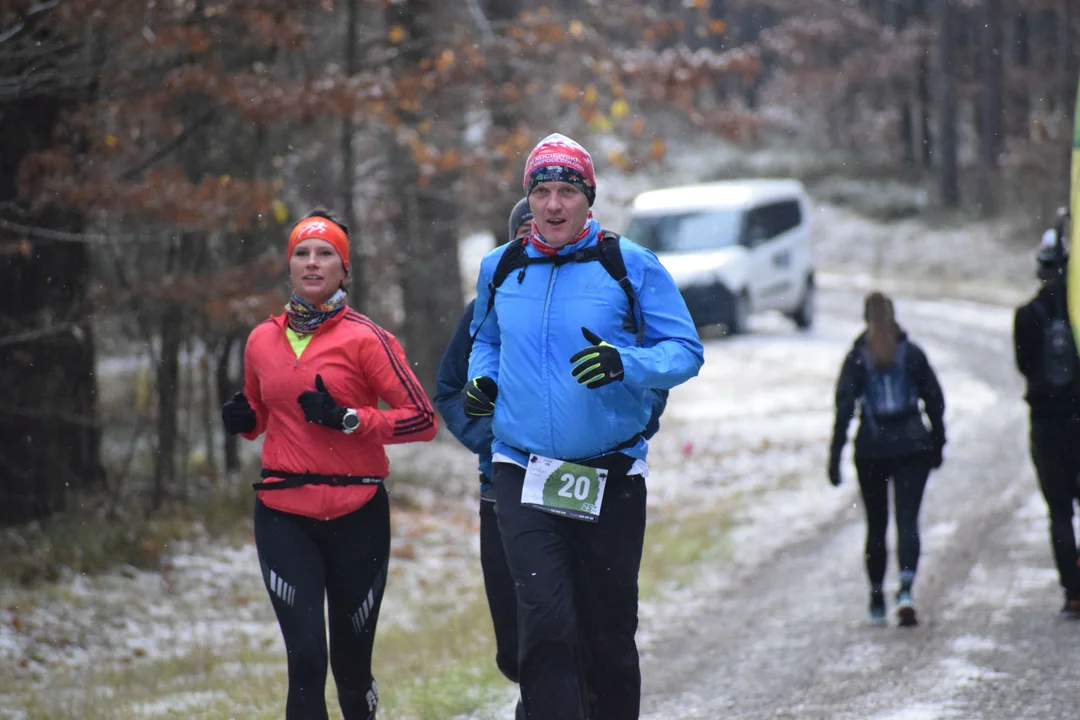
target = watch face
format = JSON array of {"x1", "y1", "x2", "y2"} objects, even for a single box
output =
[{"x1": 344, "y1": 412, "x2": 359, "y2": 430}]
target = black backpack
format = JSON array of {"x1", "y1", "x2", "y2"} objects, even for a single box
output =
[
  {"x1": 1036, "y1": 213, "x2": 1077, "y2": 389},
  {"x1": 860, "y1": 342, "x2": 920, "y2": 420},
  {"x1": 474, "y1": 230, "x2": 645, "y2": 344},
  {"x1": 1039, "y1": 300, "x2": 1078, "y2": 389}
]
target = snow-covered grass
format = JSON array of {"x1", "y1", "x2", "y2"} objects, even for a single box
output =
[{"x1": 811, "y1": 203, "x2": 1038, "y2": 307}]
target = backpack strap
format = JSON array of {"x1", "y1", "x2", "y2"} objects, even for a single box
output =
[
  {"x1": 597, "y1": 230, "x2": 645, "y2": 344},
  {"x1": 471, "y1": 240, "x2": 530, "y2": 342},
  {"x1": 473, "y1": 231, "x2": 645, "y2": 344},
  {"x1": 490, "y1": 239, "x2": 530, "y2": 296}
]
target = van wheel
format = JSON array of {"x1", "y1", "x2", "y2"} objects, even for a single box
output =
[
  {"x1": 728, "y1": 292, "x2": 750, "y2": 335},
  {"x1": 792, "y1": 278, "x2": 815, "y2": 330}
]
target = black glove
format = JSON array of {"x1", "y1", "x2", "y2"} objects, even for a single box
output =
[
  {"x1": 828, "y1": 454, "x2": 842, "y2": 487},
  {"x1": 463, "y1": 376, "x2": 498, "y2": 417},
  {"x1": 929, "y1": 441, "x2": 945, "y2": 470},
  {"x1": 569, "y1": 327, "x2": 624, "y2": 389},
  {"x1": 221, "y1": 391, "x2": 256, "y2": 434},
  {"x1": 297, "y1": 374, "x2": 348, "y2": 430}
]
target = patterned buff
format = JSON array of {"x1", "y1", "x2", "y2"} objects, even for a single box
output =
[
  {"x1": 527, "y1": 211, "x2": 596, "y2": 256},
  {"x1": 285, "y1": 288, "x2": 348, "y2": 335},
  {"x1": 523, "y1": 133, "x2": 597, "y2": 206}
]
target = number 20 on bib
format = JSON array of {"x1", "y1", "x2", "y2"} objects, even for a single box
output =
[{"x1": 520, "y1": 455, "x2": 609, "y2": 522}]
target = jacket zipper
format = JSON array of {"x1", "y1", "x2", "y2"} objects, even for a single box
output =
[{"x1": 541, "y1": 265, "x2": 558, "y2": 458}]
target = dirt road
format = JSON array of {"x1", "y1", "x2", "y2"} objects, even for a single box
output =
[{"x1": 639, "y1": 285, "x2": 1079, "y2": 720}]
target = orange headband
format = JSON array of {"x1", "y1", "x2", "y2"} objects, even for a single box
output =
[{"x1": 287, "y1": 217, "x2": 350, "y2": 271}]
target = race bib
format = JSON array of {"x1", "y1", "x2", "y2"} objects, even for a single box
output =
[{"x1": 520, "y1": 454, "x2": 608, "y2": 522}]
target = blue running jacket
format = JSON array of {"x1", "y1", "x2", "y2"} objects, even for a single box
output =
[{"x1": 468, "y1": 218, "x2": 703, "y2": 465}]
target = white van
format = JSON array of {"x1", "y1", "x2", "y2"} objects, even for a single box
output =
[{"x1": 624, "y1": 179, "x2": 815, "y2": 333}]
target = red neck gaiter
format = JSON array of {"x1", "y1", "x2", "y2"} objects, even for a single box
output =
[{"x1": 527, "y1": 214, "x2": 594, "y2": 256}]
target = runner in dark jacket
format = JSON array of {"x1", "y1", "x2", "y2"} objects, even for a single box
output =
[
  {"x1": 434, "y1": 200, "x2": 534, "y2": 704},
  {"x1": 1014, "y1": 228, "x2": 1080, "y2": 620},
  {"x1": 829, "y1": 291, "x2": 946, "y2": 628}
]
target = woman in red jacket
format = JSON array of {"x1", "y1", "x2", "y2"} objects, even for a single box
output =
[{"x1": 221, "y1": 208, "x2": 437, "y2": 720}]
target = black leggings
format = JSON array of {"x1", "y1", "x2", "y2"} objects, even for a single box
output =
[
  {"x1": 856, "y1": 456, "x2": 930, "y2": 589},
  {"x1": 254, "y1": 488, "x2": 390, "y2": 720}
]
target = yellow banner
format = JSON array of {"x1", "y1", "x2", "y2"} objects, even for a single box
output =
[{"x1": 1070, "y1": 74, "x2": 1080, "y2": 348}]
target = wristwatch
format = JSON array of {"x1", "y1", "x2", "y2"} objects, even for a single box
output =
[{"x1": 342, "y1": 408, "x2": 360, "y2": 434}]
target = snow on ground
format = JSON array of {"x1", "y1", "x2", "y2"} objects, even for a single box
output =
[
  {"x1": 3, "y1": 295, "x2": 1011, "y2": 716},
  {"x1": 815, "y1": 484, "x2": 1056, "y2": 720},
  {"x1": 811, "y1": 203, "x2": 1037, "y2": 307},
  {"x1": 0, "y1": 440, "x2": 487, "y2": 696}
]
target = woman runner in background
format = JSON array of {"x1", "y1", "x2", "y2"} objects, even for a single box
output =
[
  {"x1": 221, "y1": 208, "x2": 438, "y2": 719},
  {"x1": 829, "y1": 292, "x2": 946, "y2": 627}
]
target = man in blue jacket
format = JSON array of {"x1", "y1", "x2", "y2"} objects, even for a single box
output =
[
  {"x1": 437, "y1": 199, "x2": 672, "y2": 717},
  {"x1": 463, "y1": 134, "x2": 702, "y2": 720}
]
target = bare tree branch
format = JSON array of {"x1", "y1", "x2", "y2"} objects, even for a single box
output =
[
  {"x1": 465, "y1": 0, "x2": 496, "y2": 45},
  {"x1": 118, "y1": 107, "x2": 220, "y2": 181},
  {"x1": 0, "y1": 218, "x2": 139, "y2": 245},
  {"x1": 0, "y1": 0, "x2": 61, "y2": 46},
  {"x1": 0, "y1": 321, "x2": 80, "y2": 348}
]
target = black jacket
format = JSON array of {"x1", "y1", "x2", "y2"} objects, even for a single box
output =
[
  {"x1": 831, "y1": 329, "x2": 946, "y2": 462},
  {"x1": 1013, "y1": 281, "x2": 1080, "y2": 420}
]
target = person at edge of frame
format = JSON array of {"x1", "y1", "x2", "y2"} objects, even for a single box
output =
[{"x1": 1014, "y1": 219, "x2": 1080, "y2": 620}]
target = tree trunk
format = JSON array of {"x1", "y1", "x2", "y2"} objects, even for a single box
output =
[
  {"x1": 152, "y1": 299, "x2": 183, "y2": 510},
  {"x1": 1010, "y1": 11, "x2": 1032, "y2": 138},
  {"x1": 388, "y1": 0, "x2": 465, "y2": 397},
  {"x1": 934, "y1": 0, "x2": 960, "y2": 207},
  {"x1": 215, "y1": 335, "x2": 241, "y2": 474},
  {"x1": 200, "y1": 338, "x2": 215, "y2": 481},
  {"x1": 342, "y1": 0, "x2": 365, "y2": 311},
  {"x1": 918, "y1": 53, "x2": 934, "y2": 167},
  {"x1": 482, "y1": 0, "x2": 526, "y2": 244},
  {"x1": 900, "y1": 104, "x2": 916, "y2": 167},
  {"x1": 883, "y1": 0, "x2": 899, "y2": 28},
  {"x1": 0, "y1": 97, "x2": 101, "y2": 526},
  {"x1": 1060, "y1": 0, "x2": 1076, "y2": 116},
  {"x1": 391, "y1": 143, "x2": 465, "y2": 398},
  {"x1": 977, "y1": 0, "x2": 1004, "y2": 217}
]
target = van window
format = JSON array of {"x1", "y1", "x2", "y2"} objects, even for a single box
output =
[
  {"x1": 626, "y1": 209, "x2": 744, "y2": 254},
  {"x1": 744, "y1": 200, "x2": 802, "y2": 244}
]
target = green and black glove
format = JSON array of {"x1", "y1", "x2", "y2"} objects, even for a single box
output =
[
  {"x1": 463, "y1": 376, "x2": 498, "y2": 417},
  {"x1": 570, "y1": 327, "x2": 624, "y2": 389}
]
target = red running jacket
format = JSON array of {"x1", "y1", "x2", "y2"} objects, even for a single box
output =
[{"x1": 242, "y1": 308, "x2": 437, "y2": 519}]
